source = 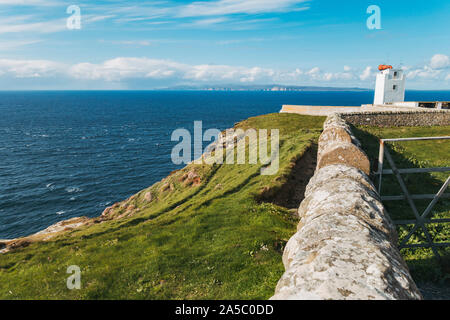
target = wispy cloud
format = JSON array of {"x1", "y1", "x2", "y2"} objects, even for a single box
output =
[
  {"x1": 100, "y1": 39, "x2": 154, "y2": 47},
  {"x1": 0, "y1": 18, "x2": 66, "y2": 34},
  {"x1": 0, "y1": 0, "x2": 59, "y2": 6},
  {"x1": 186, "y1": 17, "x2": 229, "y2": 26},
  {"x1": 177, "y1": 0, "x2": 309, "y2": 17},
  {"x1": 0, "y1": 39, "x2": 42, "y2": 50},
  {"x1": 0, "y1": 0, "x2": 311, "y2": 35}
]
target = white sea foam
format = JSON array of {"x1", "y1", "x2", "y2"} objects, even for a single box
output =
[
  {"x1": 66, "y1": 187, "x2": 82, "y2": 193},
  {"x1": 46, "y1": 183, "x2": 56, "y2": 190}
]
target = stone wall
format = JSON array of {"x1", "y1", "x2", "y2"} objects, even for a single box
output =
[
  {"x1": 341, "y1": 110, "x2": 450, "y2": 127},
  {"x1": 271, "y1": 113, "x2": 422, "y2": 300}
]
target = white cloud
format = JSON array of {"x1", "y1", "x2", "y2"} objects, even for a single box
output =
[
  {"x1": 1, "y1": 53, "x2": 449, "y2": 88},
  {"x1": 306, "y1": 67, "x2": 320, "y2": 76},
  {"x1": 401, "y1": 53, "x2": 449, "y2": 82},
  {"x1": 185, "y1": 17, "x2": 229, "y2": 27},
  {"x1": 101, "y1": 40, "x2": 154, "y2": 47},
  {"x1": 323, "y1": 72, "x2": 333, "y2": 81},
  {"x1": 0, "y1": 56, "x2": 379, "y2": 87},
  {"x1": 0, "y1": 0, "x2": 57, "y2": 5},
  {"x1": 0, "y1": 0, "x2": 310, "y2": 34},
  {"x1": 407, "y1": 66, "x2": 442, "y2": 80},
  {"x1": 178, "y1": 0, "x2": 309, "y2": 17},
  {"x1": 185, "y1": 64, "x2": 274, "y2": 82},
  {"x1": 0, "y1": 18, "x2": 66, "y2": 34},
  {"x1": 84, "y1": 15, "x2": 117, "y2": 24},
  {"x1": 0, "y1": 57, "x2": 334, "y2": 85},
  {"x1": 430, "y1": 54, "x2": 450, "y2": 70},
  {"x1": 359, "y1": 66, "x2": 374, "y2": 81},
  {"x1": 323, "y1": 70, "x2": 354, "y2": 81},
  {"x1": 0, "y1": 39, "x2": 41, "y2": 50},
  {"x1": 0, "y1": 58, "x2": 64, "y2": 77},
  {"x1": 69, "y1": 58, "x2": 185, "y2": 81},
  {"x1": 69, "y1": 57, "x2": 278, "y2": 84}
]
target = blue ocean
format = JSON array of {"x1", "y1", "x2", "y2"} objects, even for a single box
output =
[{"x1": 1, "y1": 90, "x2": 450, "y2": 239}]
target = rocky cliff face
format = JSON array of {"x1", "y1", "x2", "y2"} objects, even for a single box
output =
[
  {"x1": 271, "y1": 113, "x2": 422, "y2": 300},
  {"x1": 0, "y1": 165, "x2": 208, "y2": 254}
]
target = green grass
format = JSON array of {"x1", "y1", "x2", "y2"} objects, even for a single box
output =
[
  {"x1": 0, "y1": 113, "x2": 325, "y2": 300},
  {"x1": 353, "y1": 125, "x2": 450, "y2": 285}
]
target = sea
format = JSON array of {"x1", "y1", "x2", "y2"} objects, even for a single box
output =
[{"x1": 1, "y1": 90, "x2": 450, "y2": 239}]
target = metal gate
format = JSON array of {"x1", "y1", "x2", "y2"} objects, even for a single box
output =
[{"x1": 376, "y1": 136, "x2": 450, "y2": 259}]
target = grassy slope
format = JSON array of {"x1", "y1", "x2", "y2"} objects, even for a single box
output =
[
  {"x1": 353, "y1": 125, "x2": 450, "y2": 284},
  {"x1": 0, "y1": 113, "x2": 325, "y2": 300}
]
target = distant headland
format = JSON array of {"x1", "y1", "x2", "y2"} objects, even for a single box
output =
[{"x1": 161, "y1": 84, "x2": 370, "y2": 92}]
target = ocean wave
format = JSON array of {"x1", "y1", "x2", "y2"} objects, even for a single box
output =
[
  {"x1": 46, "y1": 183, "x2": 56, "y2": 191},
  {"x1": 65, "y1": 187, "x2": 83, "y2": 193},
  {"x1": 98, "y1": 201, "x2": 112, "y2": 207}
]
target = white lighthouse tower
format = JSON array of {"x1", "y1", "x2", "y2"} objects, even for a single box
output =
[{"x1": 373, "y1": 66, "x2": 406, "y2": 105}]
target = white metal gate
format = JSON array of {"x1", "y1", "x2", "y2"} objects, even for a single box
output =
[{"x1": 377, "y1": 136, "x2": 450, "y2": 259}]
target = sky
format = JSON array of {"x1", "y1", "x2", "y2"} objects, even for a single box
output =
[{"x1": 0, "y1": 0, "x2": 449, "y2": 90}]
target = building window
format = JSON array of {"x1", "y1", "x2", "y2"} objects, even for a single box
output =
[
  {"x1": 393, "y1": 85, "x2": 397, "y2": 90},
  {"x1": 394, "y1": 71, "x2": 398, "y2": 78}
]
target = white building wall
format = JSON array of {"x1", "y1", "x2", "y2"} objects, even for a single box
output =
[{"x1": 373, "y1": 69, "x2": 406, "y2": 105}]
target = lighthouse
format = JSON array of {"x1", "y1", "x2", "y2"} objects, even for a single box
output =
[{"x1": 373, "y1": 65, "x2": 406, "y2": 105}]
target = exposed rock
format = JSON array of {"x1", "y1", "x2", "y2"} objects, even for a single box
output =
[
  {"x1": 144, "y1": 191, "x2": 153, "y2": 202},
  {"x1": 187, "y1": 171, "x2": 198, "y2": 180},
  {"x1": 8, "y1": 239, "x2": 31, "y2": 250},
  {"x1": 180, "y1": 170, "x2": 202, "y2": 187},
  {"x1": 160, "y1": 183, "x2": 170, "y2": 192},
  {"x1": 126, "y1": 204, "x2": 136, "y2": 212},
  {"x1": 34, "y1": 217, "x2": 90, "y2": 238},
  {"x1": 101, "y1": 203, "x2": 117, "y2": 217},
  {"x1": 0, "y1": 217, "x2": 91, "y2": 253}
]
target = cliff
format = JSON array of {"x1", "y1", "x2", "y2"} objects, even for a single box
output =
[{"x1": 0, "y1": 113, "x2": 325, "y2": 299}]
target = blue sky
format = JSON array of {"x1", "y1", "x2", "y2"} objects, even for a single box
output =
[{"x1": 0, "y1": 0, "x2": 449, "y2": 89}]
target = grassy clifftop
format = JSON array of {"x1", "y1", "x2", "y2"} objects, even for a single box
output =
[
  {"x1": 0, "y1": 113, "x2": 325, "y2": 299},
  {"x1": 353, "y1": 125, "x2": 450, "y2": 289}
]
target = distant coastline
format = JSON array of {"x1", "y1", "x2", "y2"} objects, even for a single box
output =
[
  {"x1": 161, "y1": 84, "x2": 370, "y2": 92},
  {"x1": 2, "y1": 88, "x2": 450, "y2": 92}
]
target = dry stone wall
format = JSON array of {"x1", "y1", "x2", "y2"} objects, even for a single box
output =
[
  {"x1": 271, "y1": 113, "x2": 422, "y2": 300},
  {"x1": 341, "y1": 110, "x2": 450, "y2": 127}
]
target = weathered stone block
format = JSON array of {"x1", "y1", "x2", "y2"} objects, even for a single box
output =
[
  {"x1": 317, "y1": 142, "x2": 371, "y2": 175},
  {"x1": 305, "y1": 164, "x2": 376, "y2": 198},
  {"x1": 318, "y1": 127, "x2": 353, "y2": 156}
]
